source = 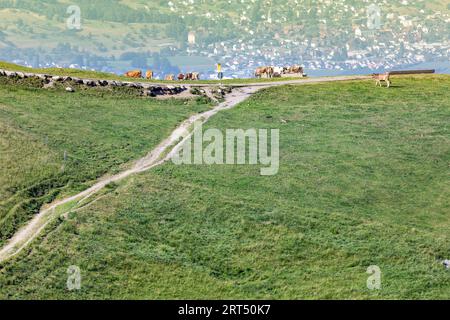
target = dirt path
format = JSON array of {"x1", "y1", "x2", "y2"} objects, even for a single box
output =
[{"x1": 0, "y1": 75, "x2": 370, "y2": 263}]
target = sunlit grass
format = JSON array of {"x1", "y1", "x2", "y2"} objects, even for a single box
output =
[
  {"x1": 0, "y1": 76, "x2": 212, "y2": 245},
  {"x1": 0, "y1": 75, "x2": 448, "y2": 299}
]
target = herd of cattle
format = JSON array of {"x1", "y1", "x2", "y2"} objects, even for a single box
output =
[
  {"x1": 255, "y1": 65, "x2": 304, "y2": 78},
  {"x1": 124, "y1": 64, "x2": 305, "y2": 81},
  {"x1": 124, "y1": 70, "x2": 200, "y2": 81}
]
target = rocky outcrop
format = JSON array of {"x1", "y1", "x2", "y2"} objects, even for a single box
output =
[{"x1": 0, "y1": 69, "x2": 188, "y2": 97}]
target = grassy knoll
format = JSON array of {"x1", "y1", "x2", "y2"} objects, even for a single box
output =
[
  {"x1": 0, "y1": 76, "x2": 212, "y2": 245},
  {"x1": 0, "y1": 61, "x2": 305, "y2": 85},
  {"x1": 0, "y1": 75, "x2": 449, "y2": 299}
]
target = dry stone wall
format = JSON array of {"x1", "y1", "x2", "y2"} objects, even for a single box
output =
[{"x1": 0, "y1": 69, "x2": 187, "y2": 97}]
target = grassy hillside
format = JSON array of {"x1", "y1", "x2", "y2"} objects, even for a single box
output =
[
  {"x1": 1, "y1": 0, "x2": 446, "y2": 50},
  {"x1": 0, "y1": 75, "x2": 449, "y2": 299},
  {"x1": 0, "y1": 75, "x2": 212, "y2": 245}
]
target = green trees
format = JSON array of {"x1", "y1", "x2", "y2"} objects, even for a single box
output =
[{"x1": 166, "y1": 20, "x2": 188, "y2": 42}]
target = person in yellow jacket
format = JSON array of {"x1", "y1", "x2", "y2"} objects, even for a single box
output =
[{"x1": 217, "y1": 63, "x2": 223, "y2": 80}]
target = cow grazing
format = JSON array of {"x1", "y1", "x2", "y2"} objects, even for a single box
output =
[
  {"x1": 289, "y1": 65, "x2": 303, "y2": 74},
  {"x1": 125, "y1": 70, "x2": 142, "y2": 78},
  {"x1": 177, "y1": 73, "x2": 199, "y2": 81},
  {"x1": 373, "y1": 72, "x2": 391, "y2": 88},
  {"x1": 145, "y1": 70, "x2": 153, "y2": 80},
  {"x1": 272, "y1": 66, "x2": 284, "y2": 77},
  {"x1": 165, "y1": 74, "x2": 175, "y2": 81}
]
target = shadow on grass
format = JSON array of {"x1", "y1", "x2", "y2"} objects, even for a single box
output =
[{"x1": 388, "y1": 85, "x2": 403, "y2": 88}]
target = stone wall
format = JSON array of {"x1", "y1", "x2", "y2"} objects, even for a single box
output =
[{"x1": 0, "y1": 69, "x2": 187, "y2": 97}]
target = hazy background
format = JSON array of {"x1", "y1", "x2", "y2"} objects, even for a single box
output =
[{"x1": 0, "y1": 0, "x2": 448, "y2": 78}]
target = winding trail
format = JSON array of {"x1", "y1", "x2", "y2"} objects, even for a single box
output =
[{"x1": 0, "y1": 75, "x2": 369, "y2": 263}]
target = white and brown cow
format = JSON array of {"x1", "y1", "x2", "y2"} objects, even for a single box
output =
[{"x1": 192, "y1": 72, "x2": 200, "y2": 81}]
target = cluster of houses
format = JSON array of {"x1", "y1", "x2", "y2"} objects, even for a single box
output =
[
  {"x1": 6, "y1": 1, "x2": 449, "y2": 78},
  {"x1": 180, "y1": 1, "x2": 449, "y2": 78}
]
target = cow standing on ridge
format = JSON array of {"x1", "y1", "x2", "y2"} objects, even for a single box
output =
[
  {"x1": 373, "y1": 72, "x2": 391, "y2": 88},
  {"x1": 255, "y1": 67, "x2": 274, "y2": 78}
]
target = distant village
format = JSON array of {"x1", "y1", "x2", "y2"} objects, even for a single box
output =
[
  {"x1": 4, "y1": 1, "x2": 449, "y2": 78},
  {"x1": 185, "y1": 29, "x2": 449, "y2": 78},
  {"x1": 182, "y1": 3, "x2": 450, "y2": 78}
]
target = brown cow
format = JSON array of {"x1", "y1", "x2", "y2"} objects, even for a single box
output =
[
  {"x1": 177, "y1": 73, "x2": 185, "y2": 81},
  {"x1": 184, "y1": 73, "x2": 193, "y2": 80},
  {"x1": 373, "y1": 72, "x2": 391, "y2": 88},
  {"x1": 289, "y1": 65, "x2": 303, "y2": 74},
  {"x1": 124, "y1": 70, "x2": 142, "y2": 78},
  {"x1": 145, "y1": 70, "x2": 153, "y2": 80},
  {"x1": 255, "y1": 67, "x2": 274, "y2": 78},
  {"x1": 165, "y1": 74, "x2": 175, "y2": 81},
  {"x1": 255, "y1": 67, "x2": 266, "y2": 78},
  {"x1": 267, "y1": 66, "x2": 274, "y2": 78}
]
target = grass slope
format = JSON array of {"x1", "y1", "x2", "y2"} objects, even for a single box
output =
[
  {"x1": 0, "y1": 75, "x2": 449, "y2": 299},
  {"x1": 0, "y1": 76, "x2": 211, "y2": 244}
]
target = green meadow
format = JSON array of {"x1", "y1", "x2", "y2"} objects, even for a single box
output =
[
  {"x1": 0, "y1": 75, "x2": 448, "y2": 299},
  {"x1": 0, "y1": 75, "x2": 211, "y2": 244}
]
